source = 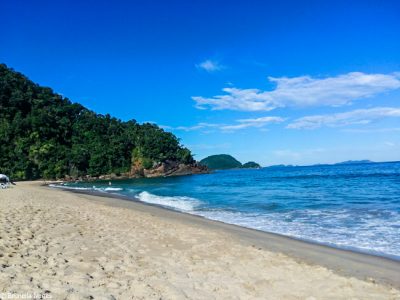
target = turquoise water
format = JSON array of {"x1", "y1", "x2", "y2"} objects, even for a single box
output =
[{"x1": 52, "y1": 161, "x2": 400, "y2": 260}]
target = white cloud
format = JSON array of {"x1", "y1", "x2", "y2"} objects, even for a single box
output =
[
  {"x1": 287, "y1": 107, "x2": 400, "y2": 129},
  {"x1": 196, "y1": 59, "x2": 224, "y2": 72},
  {"x1": 385, "y1": 142, "x2": 396, "y2": 147},
  {"x1": 193, "y1": 72, "x2": 400, "y2": 111},
  {"x1": 163, "y1": 116, "x2": 285, "y2": 132},
  {"x1": 220, "y1": 116, "x2": 284, "y2": 131},
  {"x1": 160, "y1": 122, "x2": 219, "y2": 132},
  {"x1": 175, "y1": 122, "x2": 220, "y2": 131}
]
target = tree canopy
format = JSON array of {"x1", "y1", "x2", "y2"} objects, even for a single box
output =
[{"x1": 0, "y1": 64, "x2": 194, "y2": 180}]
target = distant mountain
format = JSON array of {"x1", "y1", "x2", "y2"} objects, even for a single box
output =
[
  {"x1": 334, "y1": 160, "x2": 374, "y2": 165},
  {"x1": 200, "y1": 154, "x2": 261, "y2": 170},
  {"x1": 242, "y1": 161, "x2": 261, "y2": 169}
]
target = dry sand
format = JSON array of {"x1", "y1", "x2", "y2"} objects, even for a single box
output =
[{"x1": 0, "y1": 182, "x2": 399, "y2": 299}]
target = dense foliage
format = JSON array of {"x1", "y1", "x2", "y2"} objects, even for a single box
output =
[{"x1": 0, "y1": 64, "x2": 194, "y2": 180}]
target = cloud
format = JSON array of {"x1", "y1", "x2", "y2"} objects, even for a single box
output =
[
  {"x1": 193, "y1": 72, "x2": 400, "y2": 111},
  {"x1": 196, "y1": 59, "x2": 224, "y2": 72},
  {"x1": 163, "y1": 116, "x2": 285, "y2": 132},
  {"x1": 287, "y1": 107, "x2": 400, "y2": 129},
  {"x1": 385, "y1": 142, "x2": 396, "y2": 147},
  {"x1": 159, "y1": 122, "x2": 219, "y2": 132},
  {"x1": 220, "y1": 116, "x2": 284, "y2": 131},
  {"x1": 175, "y1": 122, "x2": 220, "y2": 132}
]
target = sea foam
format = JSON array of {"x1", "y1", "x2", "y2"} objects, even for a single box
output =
[
  {"x1": 49, "y1": 184, "x2": 123, "y2": 193},
  {"x1": 136, "y1": 191, "x2": 202, "y2": 212},
  {"x1": 196, "y1": 208, "x2": 400, "y2": 260}
]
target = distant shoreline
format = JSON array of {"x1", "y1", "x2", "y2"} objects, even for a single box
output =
[
  {"x1": 50, "y1": 183, "x2": 400, "y2": 289},
  {"x1": 265, "y1": 159, "x2": 400, "y2": 169}
]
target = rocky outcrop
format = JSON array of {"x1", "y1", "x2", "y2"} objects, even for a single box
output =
[
  {"x1": 62, "y1": 161, "x2": 208, "y2": 182},
  {"x1": 130, "y1": 160, "x2": 208, "y2": 178}
]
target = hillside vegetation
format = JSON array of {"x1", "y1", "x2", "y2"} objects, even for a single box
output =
[{"x1": 0, "y1": 64, "x2": 195, "y2": 180}]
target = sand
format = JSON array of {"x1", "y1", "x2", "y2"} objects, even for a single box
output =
[{"x1": 0, "y1": 182, "x2": 399, "y2": 299}]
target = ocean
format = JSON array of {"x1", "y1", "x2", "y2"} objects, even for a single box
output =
[{"x1": 51, "y1": 161, "x2": 400, "y2": 260}]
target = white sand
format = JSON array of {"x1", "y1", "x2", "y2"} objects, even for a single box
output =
[{"x1": 0, "y1": 182, "x2": 399, "y2": 299}]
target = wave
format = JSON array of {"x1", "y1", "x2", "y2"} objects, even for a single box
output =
[
  {"x1": 136, "y1": 191, "x2": 202, "y2": 212},
  {"x1": 50, "y1": 185, "x2": 201, "y2": 211},
  {"x1": 49, "y1": 184, "x2": 91, "y2": 190},
  {"x1": 195, "y1": 209, "x2": 400, "y2": 260},
  {"x1": 103, "y1": 187, "x2": 123, "y2": 192},
  {"x1": 49, "y1": 184, "x2": 123, "y2": 192}
]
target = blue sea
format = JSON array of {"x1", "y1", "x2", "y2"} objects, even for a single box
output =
[{"x1": 52, "y1": 161, "x2": 400, "y2": 260}]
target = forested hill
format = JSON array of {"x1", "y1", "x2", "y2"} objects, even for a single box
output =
[
  {"x1": 200, "y1": 154, "x2": 261, "y2": 170},
  {"x1": 0, "y1": 63, "x2": 198, "y2": 180},
  {"x1": 200, "y1": 154, "x2": 242, "y2": 170}
]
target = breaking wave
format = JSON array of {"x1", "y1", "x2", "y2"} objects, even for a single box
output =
[{"x1": 136, "y1": 191, "x2": 202, "y2": 212}]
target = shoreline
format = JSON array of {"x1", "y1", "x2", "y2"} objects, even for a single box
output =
[
  {"x1": 55, "y1": 184, "x2": 400, "y2": 262},
  {"x1": 2, "y1": 181, "x2": 399, "y2": 298},
  {"x1": 52, "y1": 184, "x2": 400, "y2": 289}
]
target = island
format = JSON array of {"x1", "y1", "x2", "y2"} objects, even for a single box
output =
[
  {"x1": 200, "y1": 154, "x2": 261, "y2": 170},
  {"x1": 334, "y1": 160, "x2": 374, "y2": 165},
  {"x1": 242, "y1": 161, "x2": 262, "y2": 169}
]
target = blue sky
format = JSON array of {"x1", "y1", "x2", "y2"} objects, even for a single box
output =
[{"x1": 2, "y1": 0, "x2": 400, "y2": 166}]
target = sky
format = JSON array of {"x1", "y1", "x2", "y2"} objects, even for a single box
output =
[{"x1": 1, "y1": 0, "x2": 400, "y2": 166}]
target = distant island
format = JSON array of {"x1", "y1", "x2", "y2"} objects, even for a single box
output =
[
  {"x1": 334, "y1": 160, "x2": 374, "y2": 165},
  {"x1": 265, "y1": 160, "x2": 375, "y2": 169},
  {"x1": 267, "y1": 164, "x2": 295, "y2": 168},
  {"x1": 0, "y1": 64, "x2": 207, "y2": 180},
  {"x1": 242, "y1": 161, "x2": 261, "y2": 168},
  {"x1": 200, "y1": 154, "x2": 261, "y2": 170}
]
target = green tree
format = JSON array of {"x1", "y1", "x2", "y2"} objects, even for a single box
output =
[{"x1": 0, "y1": 63, "x2": 195, "y2": 180}]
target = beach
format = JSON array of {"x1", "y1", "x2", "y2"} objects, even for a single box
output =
[{"x1": 0, "y1": 182, "x2": 399, "y2": 299}]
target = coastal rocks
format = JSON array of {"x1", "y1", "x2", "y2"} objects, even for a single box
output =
[
  {"x1": 60, "y1": 161, "x2": 208, "y2": 182},
  {"x1": 131, "y1": 160, "x2": 208, "y2": 178},
  {"x1": 63, "y1": 173, "x2": 129, "y2": 182}
]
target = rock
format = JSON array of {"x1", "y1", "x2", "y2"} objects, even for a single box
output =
[
  {"x1": 132, "y1": 160, "x2": 208, "y2": 178},
  {"x1": 61, "y1": 160, "x2": 208, "y2": 182}
]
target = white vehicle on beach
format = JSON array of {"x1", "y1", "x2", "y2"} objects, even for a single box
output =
[{"x1": 0, "y1": 174, "x2": 11, "y2": 189}]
